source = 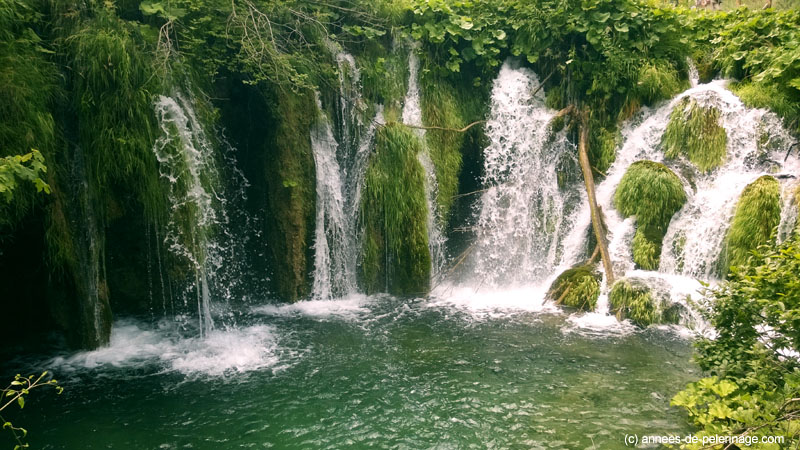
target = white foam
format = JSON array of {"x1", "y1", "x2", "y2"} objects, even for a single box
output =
[
  {"x1": 565, "y1": 311, "x2": 637, "y2": 336},
  {"x1": 252, "y1": 295, "x2": 371, "y2": 319},
  {"x1": 426, "y1": 283, "x2": 560, "y2": 318},
  {"x1": 50, "y1": 320, "x2": 289, "y2": 377}
]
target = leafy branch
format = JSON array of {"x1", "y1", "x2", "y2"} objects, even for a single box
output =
[{"x1": 1, "y1": 372, "x2": 63, "y2": 450}]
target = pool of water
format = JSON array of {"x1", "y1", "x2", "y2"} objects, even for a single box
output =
[{"x1": 2, "y1": 293, "x2": 699, "y2": 449}]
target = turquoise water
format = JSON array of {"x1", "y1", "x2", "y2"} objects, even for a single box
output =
[{"x1": 3, "y1": 294, "x2": 699, "y2": 449}]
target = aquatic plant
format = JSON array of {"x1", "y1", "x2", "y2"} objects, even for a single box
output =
[
  {"x1": 721, "y1": 175, "x2": 782, "y2": 273},
  {"x1": 615, "y1": 160, "x2": 686, "y2": 270},
  {"x1": 546, "y1": 265, "x2": 600, "y2": 311},
  {"x1": 661, "y1": 97, "x2": 728, "y2": 173}
]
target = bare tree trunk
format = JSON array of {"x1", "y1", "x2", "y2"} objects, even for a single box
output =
[{"x1": 577, "y1": 113, "x2": 615, "y2": 284}]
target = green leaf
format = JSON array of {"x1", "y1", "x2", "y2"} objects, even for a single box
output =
[{"x1": 17, "y1": 396, "x2": 24, "y2": 409}]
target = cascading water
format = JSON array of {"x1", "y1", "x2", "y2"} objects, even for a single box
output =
[
  {"x1": 434, "y1": 61, "x2": 796, "y2": 331},
  {"x1": 152, "y1": 91, "x2": 246, "y2": 337},
  {"x1": 310, "y1": 44, "x2": 384, "y2": 299},
  {"x1": 402, "y1": 47, "x2": 448, "y2": 282},
  {"x1": 463, "y1": 61, "x2": 581, "y2": 288},
  {"x1": 563, "y1": 79, "x2": 798, "y2": 324}
]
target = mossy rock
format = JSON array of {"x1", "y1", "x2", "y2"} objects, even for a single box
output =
[
  {"x1": 615, "y1": 160, "x2": 686, "y2": 270},
  {"x1": 661, "y1": 98, "x2": 728, "y2": 173},
  {"x1": 609, "y1": 278, "x2": 681, "y2": 327},
  {"x1": 721, "y1": 175, "x2": 782, "y2": 273},
  {"x1": 546, "y1": 264, "x2": 601, "y2": 312}
]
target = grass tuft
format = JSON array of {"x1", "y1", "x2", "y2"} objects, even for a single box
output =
[
  {"x1": 662, "y1": 97, "x2": 728, "y2": 173},
  {"x1": 615, "y1": 160, "x2": 687, "y2": 269},
  {"x1": 721, "y1": 175, "x2": 782, "y2": 274}
]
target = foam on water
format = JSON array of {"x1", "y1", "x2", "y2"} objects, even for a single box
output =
[
  {"x1": 50, "y1": 320, "x2": 289, "y2": 377},
  {"x1": 427, "y1": 283, "x2": 560, "y2": 319},
  {"x1": 252, "y1": 295, "x2": 372, "y2": 320}
]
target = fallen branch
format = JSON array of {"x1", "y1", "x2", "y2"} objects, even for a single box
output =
[
  {"x1": 387, "y1": 120, "x2": 486, "y2": 133},
  {"x1": 578, "y1": 110, "x2": 615, "y2": 284}
]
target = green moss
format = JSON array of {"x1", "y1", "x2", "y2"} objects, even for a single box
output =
[
  {"x1": 609, "y1": 279, "x2": 658, "y2": 327},
  {"x1": 546, "y1": 265, "x2": 601, "y2": 311},
  {"x1": 361, "y1": 124, "x2": 431, "y2": 295},
  {"x1": 662, "y1": 97, "x2": 728, "y2": 173},
  {"x1": 589, "y1": 126, "x2": 619, "y2": 176},
  {"x1": 615, "y1": 160, "x2": 686, "y2": 269},
  {"x1": 419, "y1": 68, "x2": 488, "y2": 222},
  {"x1": 636, "y1": 62, "x2": 687, "y2": 106},
  {"x1": 722, "y1": 175, "x2": 782, "y2": 272},
  {"x1": 632, "y1": 227, "x2": 660, "y2": 271},
  {"x1": 263, "y1": 89, "x2": 317, "y2": 301},
  {"x1": 357, "y1": 36, "x2": 408, "y2": 115},
  {"x1": 730, "y1": 81, "x2": 800, "y2": 134},
  {"x1": 69, "y1": 10, "x2": 166, "y2": 219}
]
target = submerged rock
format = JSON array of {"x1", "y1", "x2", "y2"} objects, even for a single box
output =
[{"x1": 546, "y1": 264, "x2": 601, "y2": 312}]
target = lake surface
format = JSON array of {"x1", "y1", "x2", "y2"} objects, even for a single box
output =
[{"x1": 2, "y1": 292, "x2": 699, "y2": 449}]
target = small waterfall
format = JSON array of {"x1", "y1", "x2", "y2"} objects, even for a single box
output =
[
  {"x1": 466, "y1": 61, "x2": 581, "y2": 287},
  {"x1": 152, "y1": 91, "x2": 244, "y2": 337},
  {"x1": 68, "y1": 146, "x2": 111, "y2": 346},
  {"x1": 687, "y1": 58, "x2": 700, "y2": 88},
  {"x1": 310, "y1": 44, "x2": 384, "y2": 300},
  {"x1": 309, "y1": 100, "x2": 383, "y2": 299},
  {"x1": 402, "y1": 47, "x2": 448, "y2": 282},
  {"x1": 657, "y1": 83, "x2": 797, "y2": 278},
  {"x1": 778, "y1": 181, "x2": 799, "y2": 243}
]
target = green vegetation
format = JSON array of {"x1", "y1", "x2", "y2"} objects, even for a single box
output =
[
  {"x1": 361, "y1": 124, "x2": 431, "y2": 295},
  {"x1": 609, "y1": 278, "x2": 658, "y2": 326},
  {"x1": 662, "y1": 98, "x2": 728, "y2": 173},
  {"x1": 546, "y1": 265, "x2": 601, "y2": 311},
  {"x1": 0, "y1": 150, "x2": 50, "y2": 204},
  {"x1": 609, "y1": 278, "x2": 681, "y2": 327},
  {"x1": 673, "y1": 232, "x2": 800, "y2": 448},
  {"x1": 721, "y1": 175, "x2": 782, "y2": 274},
  {"x1": 1, "y1": 372, "x2": 63, "y2": 449},
  {"x1": 635, "y1": 62, "x2": 688, "y2": 107},
  {"x1": 615, "y1": 160, "x2": 687, "y2": 270},
  {"x1": 687, "y1": 8, "x2": 800, "y2": 133},
  {"x1": 420, "y1": 62, "x2": 488, "y2": 221},
  {"x1": 263, "y1": 89, "x2": 317, "y2": 301}
]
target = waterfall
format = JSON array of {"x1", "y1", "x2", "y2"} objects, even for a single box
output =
[
  {"x1": 687, "y1": 58, "x2": 700, "y2": 88},
  {"x1": 152, "y1": 91, "x2": 244, "y2": 337},
  {"x1": 402, "y1": 47, "x2": 448, "y2": 282},
  {"x1": 310, "y1": 43, "x2": 384, "y2": 300},
  {"x1": 465, "y1": 61, "x2": 581, "y2": 287},
  {"x1": 68, "y1": 146, "x2": 112, "y2": 346},
  {"x1": 778, "y1": 181, "x2": 799, "y2": 243}
]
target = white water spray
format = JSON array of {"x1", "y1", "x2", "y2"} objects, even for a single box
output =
[
  {"x1": 465, "y1": 61, "x2": 581, "y2": 287},
  {"x1": 153, "y1": 91, "x2": 246, "y2": 337}
]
